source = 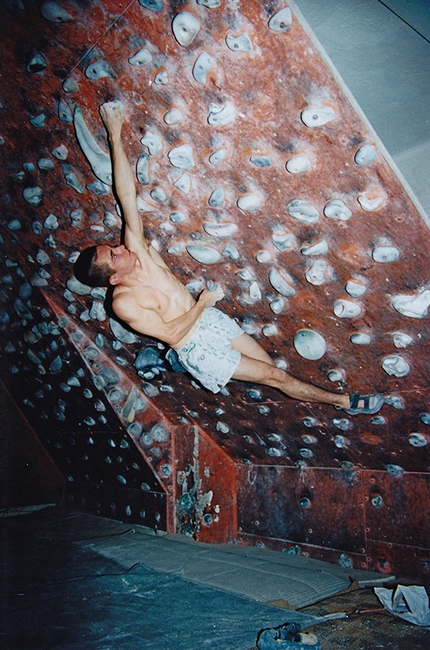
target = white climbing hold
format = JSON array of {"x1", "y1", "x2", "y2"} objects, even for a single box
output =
[
  {"x1": 287, "y1": 200, "x2": 319, "y2": 224},
  {"x1": 355, "y1": 144, "x2": 377, "y2": 165},
  {"x1": 334, "y1": 300, "x2": 361, "y2": 318},
  {"x1": 305, "y1": 260, "x2": 330, "y2": 286},
  {"x1": 128, "y1": 48, "x2": 152, "y2": 66},
  {"x1": 345, "y1": 280, "x2": 366, "y2": 298},
  {"x1": 286, "y1": 154, "x2": 311, "y2": 174},
  {"x1": 324, "y1": 199, "x2": 352, "y2": 221},
  {"x1": 237, "y1": 193, "x2": 262, "y2": 212},
  {"x1": 372, "y1": 246, "x2": 400, "y2": 263},
  {"x1": 392, "y1": 332, "x2": 413, "y2": 348},
  {"x1": 172, "y1": 12, "x2": 200, "y2": 47},
  {"x1": 301, "y1": 239, "x2": 328, "y2": 256},
  {"x1": 350, "y1": 333, "x2": 371, "y2": 345},
  {"x1": 294, "y1": 330, "x2": 326, "y2": 360},
  {"x1": 168, "y1": 144, "x2": 195, "y2": 169},
  {"x1": 392, "y1": 289, "x2": 430, "y2": 319},
  {"x1": 268, "y1": 268, "x2": 296, "y2": 297},
  {"x1": 226, "y1": 33, "x2": 253, "y2": 52},
  {"x1": 381, "y1": 354, "x2": 410, "y2": 377},
  {"x1": 193, "y1": 52, "x2": 211, "y2": 84},
  {"x1": 208, "y1": 102, "x2": 235, "y2": 125},
  {"x1": 186, "y1": 245, "x2": 220, "y2": 264},
  {"x1": 301, "y1": 106, "x2": 336, "y2": 127},
  {"x1": 203, "y1": 222, "x2": 237, "y2": 238},
  {"x1": 268, "y1": 7, "x2": 292, "y2": 32}
]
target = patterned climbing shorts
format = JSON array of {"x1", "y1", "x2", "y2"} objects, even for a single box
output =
[{"x1": 176, "y1": 307, "x2": 243, "y2": 393}]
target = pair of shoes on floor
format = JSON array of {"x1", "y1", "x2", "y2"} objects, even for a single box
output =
[
  {"x1": 257, "y1": 622, "x2": 321, "y2": 650},
  {"x1": 343, "y1": 393, "x2": 385, "y2": 415}
]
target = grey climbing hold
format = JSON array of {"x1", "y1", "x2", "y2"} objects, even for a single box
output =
[
  {"x1": 170, "y1": 211, "x2": 187, "y2": 223},
  {"x1": 197, "y1": 0, "x2": 220, "y2": 6},
  {"x1": 154, "y1": 71, "x2": 168, "y2": 84},
  {"x1": 250, "y1": 282, "x2": 262, "y2": 301},
  {"x1": 203, "y1": 222, "x2": 237, "y2": 238},
  {"x1": 268, "y1": 267, "x2": 296, "y2": 297},
  {"x1": 269, "y1": 298, "x2": 285, "y2": 314},
  {"x1": 294, "y1": 329, "x2": 326, "y2": 360},
  {"x1": 137, "y1": 152, "x2": 150, "y2": 185},
  {"x1": 301, "y1": 239, "x2": 328, "y2": 256},
  {"x1": 209, "y1": 149, "x2": 228, "y2": 164},
  {"x1": 371, "y1": 415, "x2": 386, "y2": 425},
  {"x1": 74, "y1": 105, "x2": 112, "y2": 185},
  {"x1": 208, "y1": 103, "x2": 235, "y2": 125},
  {"x1": 52, "y1": 144, "x2": 68, "y2": 160},
  {"x1": 150, "y1": 186, "x2": 167, "y2": 202},
  {"x1": 85, "y1": 60, "x2": 116, "y2": 80},
  {"x1": 421, "y1": 413, "x2": 430, "y2": 425},
  {"x1": 350, "y1": 333, "x2": 371, "y2": 345},
  {"x1": 164, "y1": 108, "x2": 183, "y2": 125},
  {"x1": 301, "y1": 106, "x2": 336, "y2": 127},
  {"x1": 41, "y1": 1, "x2": 73, "y2": 22},
  {"x1": 223, "y1": 244, "x2": 239, "y2": 260},
  {"x1": 392, "y1": 332, "x2": 412, "y2": 348},
  {"x1": 272, "y1": 232, "x2": 295, "y2": 252},
  {"x1": 58, "y1": 100, "x2": 73, "y2": 123},
  {"x1": 168, "y1": 144, "x2": 195, "y2": 169},
  {"x1": 64, "y1": 168, "x2": 85, "y2": 194},
  {"x1": 128, "y1": 48, "x2": 152, "y2": 66},
  {"x1": 27, "y1": 54, "x2": 47, "y2": 73},
  {"x1": 110, "y1": 318, "x2": 139, "y2": 344},
  {"x1": 334, "y1": 300, "x2": 361, "y2": 318},
  {"x1": 392, "y1": 289, "x2": 430, "y2": 319},
  {"x1": 287, "y1": 199, "x2": 319, "y2": 224},
  {"x1": 172, "y1": 11, "x2": 200, "y2": 47},
  {"x1": 345, "y1": 280, "x2": 366, "y2": 298},
  {"x1": 23, "y1": 186, "x2": 43, "y2": 206},
  {"x1": 44, "y1": 214, "x2": 59, "y2": 230},
  {"x1": 141, "y1": 131, "x2": 162, "y2": 155},
  {"x1": 226, "y1": 33, "x2": 252, "y2": 52},
  {"x1": 186, "y1": 245, "x2": 220, "y2": 264},
  {"x1": 355, "y1": 144, "x2": 377, "y2": 165},
  {"x1": 30, "y1": 114, "x2": 46, "y2": 128},
  {"x1": 408, "y1": 433, "x2": 428, "y2": 447},
  {"x1": 193, "y1": 52, "x2": 211, "y2": 84},
  {"x1": 382, "y1": 354, "x2": 410, "y2": 377},
  {"x1": 372, "y1": 246, "x2": 399, "y2": 263},
  {"x1": 286, "y1": 154, "x2": 311, "y2": 174},
  {"x1": 305, "y1": 260, "x2": 329, "y2": 285},
  {"x1": 324, "y1": 199, "x2": 352, "y2": 221},
  {"x1": 62, "y1": 78, "x2": 79, "y2": 93},
  {"x1": 251, "y1": 155, "x2": 271, "y2": 168},
  {"x1": 174, "y1": 173, "x2": 191, "y2": 194},
  {"x1": 139, "y1": 0, "x2": 163, "y2": 11},
  {"x1": 268, "y1": 7, "x2": 293, "y2": 32},
  {"x1": 237, "y1": 192, "x2": 262, "y2": 211},
  {"x1": 208, "y1": 187, "x2": 224, "y2": 207}
]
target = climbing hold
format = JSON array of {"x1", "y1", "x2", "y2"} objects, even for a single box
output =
[
  {"x1": 139, "y1": 0, "x2": 163, "y2": 11},
  {"x1": 154, "y1": 71, "x2": 168, "y2": 84},
  {"x1": 350, "y1": 332, "x2": 371, "y2": 345},
  {"x1": 324, "y1": 199, "x2": 352, "y2": 221},
  {"x1": 74, "y1": 105, "x2": 112, "y2": 185},
  {"x1": 381, "y1": 354, "x2": 410, "y2": 377},
  {"x1": 392, "y1": 332, "x2": 412, "y2": 348},
  {"x1": 301, "y1": 106, "x2": 336, "y2": 127},
  {"x1": 170, "y1": 211, "x2": 187, "y2": 223},
  {"x1": 209, "y1": 149, "x2": 228, "y2": 164},
  {"x1": 286, "y1": 154, "x2": 311, "y2": 174},
  {"x1": 168, "y1": 144, "x2": 195, "y2": 169},
  {"x1": 251, "y1": 155, "x2": 271, "y2": 167},
  {"x1": 301, "y1": 240, "x2": 327, "y2": 256},
  {"x1": 392, "y1": 289, "x2": 430, "y2": 318},
  {"x1": 226, "y1": 33, "x2": 252, "y2": 52},
  {"x1": 256, "y1": 250, "x2": 271, "y2": 263},
  {"x1": 372, "y1": 246, "x2": 399, "y2": 262},
  {"x1": 269, "y1": 267, "x2": 296, "y2": 297},
  {"x1": 208, "y1": 102, "x2": 235, "y2": 125},
  {"x1": 420, "y1": 413, "x2": 430, "y2": 425},
  {"x1": 186, "y1": 244, "x2": 220, "y2": 264},
  {"x1": 27, "y1": 54, "x2": 47, "y2": 73},
  {"x1": 272, "y1": 232, "x2": 295, "y2": 252},
  {"x1": 128, "y1": 48, "x2": 152, "y2": 66},
  {"x1": 237, "y1": 193, "x2": 262, "y2": 211},
  {"x1": 294, "y1": 329, "x2": 326, "y2": 360},
  {"x1": 85, "y1": 60, "x2": 116, "y2": 80},
  {"x1": 174, "y1": 173, "x2": 191, "y2": 193},
  {"x1": 305, "y1": 260, "x2": 330, "y2": 285},
  {"x1": 327, "y1": 369, "x2": 345, "y2": 382},
  {"x1": 172, "y1": 12, "x2": 200, "y2": 47},
  {"x1": 52, "y1": 144, "x2": 68, "y2": 160},
  {"x1": 208, "y1": 187, "x2": 224, "y2": 207},
  {"x1": 23, "y1": 186, "x2": 43, "y2": 206},
  {"x1": 250, "y1": 282, "x2": 262, "y2": 301},
  {"x1": 358, "y1": 192, "x2": 384, "y2": 211},
  {"x1": 150, "y1": 186, "x2": 167, "y2": 202},
  {"x1": 58, "y1": 100, "x2": 73, "y2": 123},
  {"x1": 268, "y1": 7, "x2": 293, "y2": 32},
  {"x1": 223, "y1": 244, "x2": 239, "y2": 260},
  {"x1": 193, "y1": 52, "x2": 211, "y2": 84},
  {"x1": 203, "y1": 222, "x2": 237, "y2": 238},
  {"x1": 355, "y1": 144, "x2": 377, "y2": 165},
  {"x1": 334, "y1": 300, "x2": 361, "y2": 318},
  {"x1": 287, "y1": 199, "x2": 319, "y2": 224},
  {"x1": 345, "y1": 280, "x2": 366, "y2": 298},
  {"x1": 136, "y1": 152, "x2": 150, "y2": 185},
  {"x1": 164, "y1": 108, "x2": 183, "y2": 125},
  {"x1": 270, "y1": 298, "x2": 285, "y2": 314},
  {"x1": 141, "y1": 131, "x2": 162, "y2": 155},
  {"x1": 41, "y1": 1, "x2": 73, "y2": 22},
  {"x1": 197, "y1": 0, "x2": 221, "y2": 7},
  {"x1": 408, "y1": 433, "x2": 428, "y2": 447}
]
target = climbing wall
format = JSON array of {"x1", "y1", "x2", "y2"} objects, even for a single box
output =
[{"x1": 0, "y1": 0, "x2": 429, "y2": 579}]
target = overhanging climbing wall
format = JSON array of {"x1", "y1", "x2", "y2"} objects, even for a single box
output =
[{"x1": 0, "y1": 0, "x2": 429, "y2": 579}]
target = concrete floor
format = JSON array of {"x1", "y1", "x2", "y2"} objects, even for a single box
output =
[
  {"x1": 293, "y1": 0, "x2": 430, "y2": 223},
  {"x1": 1, "y1": 508, "x2": 429, "y2": 650}
]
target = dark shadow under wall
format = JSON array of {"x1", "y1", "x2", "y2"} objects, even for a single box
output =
[{"x1": 0, "y1": 380, "x2": 64, "y2": 510}]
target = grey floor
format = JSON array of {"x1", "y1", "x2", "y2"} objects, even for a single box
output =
[{"x1": 292, "y1": 0, "x2": 430, "y2": 223}]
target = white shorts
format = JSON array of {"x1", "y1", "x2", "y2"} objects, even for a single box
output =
[{"x1": 176, "y1": 307, "x2": 243, "y2": 393}]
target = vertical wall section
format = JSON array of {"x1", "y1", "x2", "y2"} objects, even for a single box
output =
[{"x1": 0, "y1": 1, "x2": 429, "y2": 579}]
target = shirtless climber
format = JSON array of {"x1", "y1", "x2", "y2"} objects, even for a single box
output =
[{"x1": 74, "y1": 101, "x2": 384, "y2": 415}]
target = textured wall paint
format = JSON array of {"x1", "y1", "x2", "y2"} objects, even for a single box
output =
[{"x1": 0, "y1": 0, "x2": 429, "y2": 578}]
